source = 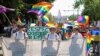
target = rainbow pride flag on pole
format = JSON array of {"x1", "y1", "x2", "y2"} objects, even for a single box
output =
[
  {"x1": 86, "y1": 32, "x2": 92, "y2": 55},
  {"x1": 28, "y1": 1, "x2": 52, "y2": 17},
  {"x1": 42, "y1": 15, "x2": 49, "y2": 23}
]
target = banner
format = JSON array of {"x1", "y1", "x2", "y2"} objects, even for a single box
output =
[{"x1": 27, "y1": 26, "x2": 50, "y2": 40}]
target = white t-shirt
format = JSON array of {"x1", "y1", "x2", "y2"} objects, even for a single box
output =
[
  {"x1": 45, "y1": 33, "x2": 60, "y2": 40},
  {"x1": 71, "y1": 33, "x2": 83, "y2": 39},
  {"x1": 12, "y1": 31, "x2": 28, "y2": 39},
  {"x1": 70, "y1": 33, "x2": 83, "y2": 44}
]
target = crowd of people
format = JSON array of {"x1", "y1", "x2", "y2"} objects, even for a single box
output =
[
  {"x1": 2, "y1": 19, "x2": 99, "y2": 40},
  {"x1": 1, "y1": 19, "x2": 100, "y2": 56}
]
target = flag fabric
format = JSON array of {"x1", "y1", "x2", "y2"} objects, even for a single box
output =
[
  {"x1": 28, "y1": 1, "x2": 52, "y2": 18},
  {"x1": 57, "y1": 10, "x2": 62, "y2": 23},
  {"x1": 77, "y1": 15, "x2": 90, "y2": 28},
  {"x1": 0, "y1": 5, "x2": 15, "y2": 13},
  {"x1": 86, "y1": 32, "x2": 92, "y2": 55},
  {"x1": 42, "y1": 16, "x2": 49, "y2": 23}
]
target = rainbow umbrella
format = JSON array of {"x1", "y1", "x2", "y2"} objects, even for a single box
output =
[{"x1": 28, "y1": 1, "x2": 53, "y2": 17}]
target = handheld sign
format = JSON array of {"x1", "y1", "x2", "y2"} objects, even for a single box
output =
[
  {"x1": 27, "y1": 26, "x2": 50, "y2": 40},
  {"x1": 90, "y1": 29, "x2": 100, "y2": 41},
  {"x1": 91, "y1": 30, "x2": 100, "y2": 36}
]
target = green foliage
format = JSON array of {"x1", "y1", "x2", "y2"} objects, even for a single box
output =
[
  {"x1": 69, "y1": 15, "x2": 78, "y2": 21},
  {"x1": 74, "y1": 0, "x2": 100, "y2": 21},
  {"x1": 23, "y1": 0, "x2": 55, "y2": 4},
  {"x1": 1, "y1": 0, "x2": 55, "y2": 24}
]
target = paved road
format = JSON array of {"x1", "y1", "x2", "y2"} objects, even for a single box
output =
[
  {"x1": 2, "y1": 38, "x2": 86, "y2": 56},
  {"x1": 0, "y1": 38, "x2": 3, "y2": 56}
]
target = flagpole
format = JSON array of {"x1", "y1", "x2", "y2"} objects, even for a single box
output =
[{"x1": 3, "y1": 12, "x2": 12, "y2": 25}]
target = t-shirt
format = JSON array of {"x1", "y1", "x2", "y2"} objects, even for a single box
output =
[
  {"x1": 45, "y1": 33, "x2": 60, "y2": 40},
  {"x1": 71, "y1": 33, "x2": 83, "y2": 39},
  {"x1": 70, "y1": 33, "x2": 83, "y2": 45},
  {"x1": 12, "y1": 31, "x2": 28, "y2": 39}
]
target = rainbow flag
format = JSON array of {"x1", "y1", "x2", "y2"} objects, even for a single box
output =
[
  {"x1": 42, "y1": 16, "x2": 49, "y2": 23},
  {"x1": 86, "y1": 32, "x2": 92, "y2": 55},
  {"x1": 28, "y1": 1, "x2": 52, "y2": 17},
  {"x1": 77, "y1": 15, "x2": 90, "y2": 28},
  {"x1": 84, "y1": 16, "x2": 90, "y2": 25},
  {"x1": 77, "y1": 16, "x2": 90, "y2": 24}
]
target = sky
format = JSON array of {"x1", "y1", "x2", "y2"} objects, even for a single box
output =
[{"x1": 49, "y1": 0, "x2": 84, "y2": 16}]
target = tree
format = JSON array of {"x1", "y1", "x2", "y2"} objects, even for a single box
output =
[
  {"x1": 23, "y1": 0, "x2": 54, "y2": 4},
  {"x1": 69, "y1": 15, "x2": 78, "y2": 21},
  {"x1": 74, "y1": 0, "x2": 100, "y2": 25},
  {"x1": 1, "y1": 0, "x2": 55, "y2": 25}
]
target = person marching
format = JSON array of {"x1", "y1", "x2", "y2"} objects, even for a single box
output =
[
  {"x1": 45, "y1": 26, "x2": 61, "y2": 41},
  {"x1": 69, "y1": 26, "x2": 84, "y2": 56},
  {"x1": 42, "y1": 26, "x2": 61, "y2": 56},
  {"x1": 10, "y1": 23, "x2": 28, "y2": 56}
]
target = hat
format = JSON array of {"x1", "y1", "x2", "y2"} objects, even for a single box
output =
[
  {"x1": 73, "y1": 26, "x2": 79, "y2": 28},
  {"x1": 49, "y1": 26, "x2": 56, "y2": 28}
]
